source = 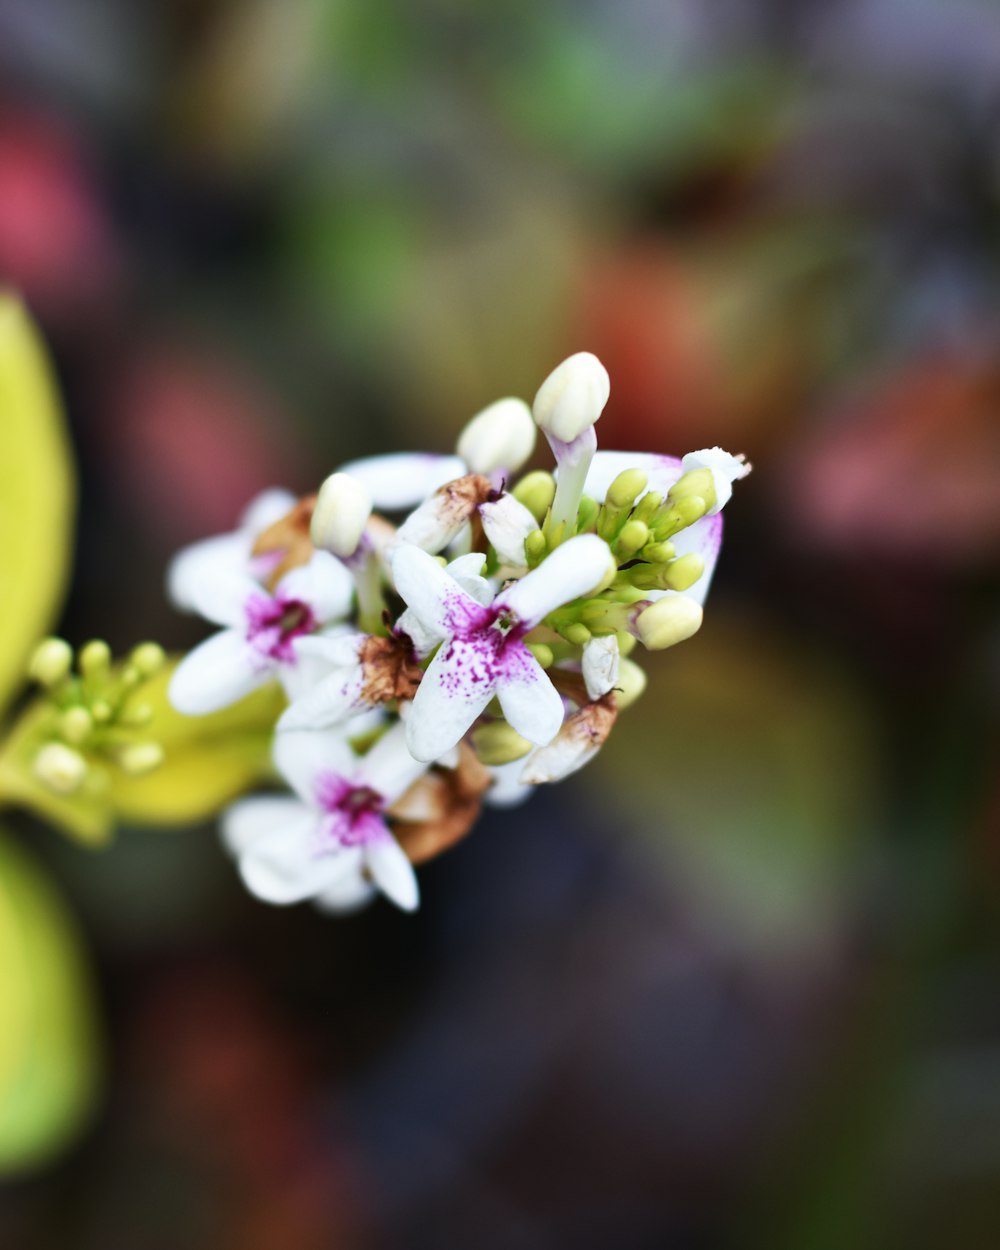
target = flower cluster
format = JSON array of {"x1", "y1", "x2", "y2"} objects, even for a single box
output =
[{"x1": 166, "y1": 353, "x2": 749, "y2": 914}]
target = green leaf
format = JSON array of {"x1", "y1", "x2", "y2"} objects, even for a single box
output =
[
  {"x1": 0, "y1": 294, "x2": 76, "y2": 716},
  {"x1": 0, "y1": 829, "x2": 101, "y2": 1173}
]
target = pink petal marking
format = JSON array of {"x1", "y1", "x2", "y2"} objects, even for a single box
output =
[
  {"x1": 314, "y1": 771, "x2": 388, "y2": 849},
  {"x1": 245, "y1": 592, "x2": 318, "y2": 664}
]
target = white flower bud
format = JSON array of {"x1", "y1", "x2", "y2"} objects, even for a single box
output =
[
  {"x1": 479, "y1": 493, "x2": 539, "y2": 572},
  {"x1": 34, "y1": 743, "x2": 88, "y2": 795},
  {"x1": 532, "y1": 352, "x2": 610, "y2": 444},
  {"x1": 679, "y1": 447, "x2": 750, "y2": 514},
  {"x1": 28, "y1": 638, "x2": 72, "y2": 686},
  {"x1": 634, "y1": 596, "x2": 703, "y2": 651},
  {"x1": 311, "y1": 472, "x2": 372, "y2": 558},
  {"x1": 457, "y1": 398, "x2": 536, "y2": 476}
]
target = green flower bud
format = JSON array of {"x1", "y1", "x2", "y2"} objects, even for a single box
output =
[
  {"x1": 563, "y1": 623, "x2": 591, "y2": 646},
  {"x1": 60, "y1": 706, "x2": 93, "y2": 745},
  {"x1": 524, "y1": 528, "x2": 548, "y2": 567},
  {"x1": 472, "y1": 721, "x2": 534, "y2": 765},
  {"x1": 526, "y1": 643, "x2": 554, "y2": 668},
  {"x1": 512, "y1": 471, "x2": 556, "y2": 522},
  {"x1": 79, "y1": 639, "x2": 112, "y2": 678},
  {"x1": 130, "y1": 642, "x2": 166, "y2": 678},
  {"x1": 606, "y1": 468, "x2": 648, "y2": 510},
  {"x1": 28, "y1": 637, "x2": 73, "y2": 687},
  {"x1": 615, "y1": 520, "x2": 649, "y2": 559},
  {"x1": 615, "y1": 657, "x2": 648, "y2": 709},
  {"x1": 118, "y1": 742, "x2": 165, "y2": 776}
]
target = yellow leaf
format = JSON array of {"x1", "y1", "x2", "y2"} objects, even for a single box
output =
[
  {"x1": 109, "y1": 662, "x2": 283, "y2": 826},
  {"x1": 0, "y1": 294, "x2": 75, "y2": 716},
  {"x1": 0, "y1": 830, "x2": 101, "y2": 1173}
]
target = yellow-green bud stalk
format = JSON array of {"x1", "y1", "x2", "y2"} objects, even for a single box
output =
[
  {"x1": 615, "y1": 520, "x2": 649, "y2": 559},
  {"x1": 34, "y1": 743, "x2": 88, "y2": 794},
  {"x1": 79, "y1": 639, "x2": 112, "y2": 679},
  {"x1": 28, "y1": 637, "x2": 73, "y2": 687},
  {"x1": 60, "y1": 706, "x2": 93, "y2": 745},
  {"x1": 615, "y1": 657, "x2": 648, "y2": 709},
  {"x1": 118, "y1": 742, "x2": 165, "y2": 775},
  {"x1": 130, "y1": 642, "x2": 165, "y2": 678},
  {"x1": 605, "y1": 468, "x2": 648, "y2": 510},
  {"x1": 632, "y1": 491, "x2": 663, "y2": 525},
  {"x1": 471, "y1": 721, "x2": 533, "y2": 765},
  {"x1": 629, "y1": 554, "x2": 705, "y2": 592},
  {"x1": 634, "y1": 597, "x2": 703, "y2": 651},
  {"x1": 512, "y1": 471, "x2": 556, "y2": 522},
  {"x1": 668, "y1": 467, "x2": 717, "y2": 511},
  {"x1": 526, "y1": 642, "x2": 554, "y2": 668}
]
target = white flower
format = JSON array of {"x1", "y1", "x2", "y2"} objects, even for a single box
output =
[
  {"x1": 582, "y1": 451, "x2": 733, "y2": 606},
  {"x1": 335, "y1": 453, "x2": 467, "y2": 511},
  {"x1": 169, "y1": 548, "x2": 355, "y2": 714},
  {"x1": 221, "y1": 720, "x2": 426, "y2": 910},
  {"x1": 456, "y1": 397, "x2": 536, "y2": 477},
  {"x1": 310, "y1": 472, "x2": 372, "y2": 558},
  {"x1": 479, "y1": 493, "x2": 539, "y2": 575},
  {"x1": 167, "y1": 488, "x2": 296, "y2": 613},
  {"x1": 391, "y1": 533, "x2": 614, "y2": 762},
  {"x1": 532, "y1": 352, "x2": 610, "y2": 443}
]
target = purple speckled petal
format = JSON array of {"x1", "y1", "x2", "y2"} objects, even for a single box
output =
[
  {"x1": 238, "y1": 809, "x2": 356, "y2": 905},
  {"x1": 273, "y1": 728, "x2": 357, "y2": 806},
  {"x1": 405, "y1": 635, "x2": 497, "y2": 762},
  {"x1": 336, "y1": 453, "x2": 466, "y2": 510},
  {"x1": 391, "y1": 543, "x2": 484, "y2": 637},
  {"x1": 279, "y1": 662, "x2": 367, "y2": 731},
  {"x1": 498, "y1": 534, "x2": 612, "y2": 628},
  {"x1": 495, "y1": 646, "x2": 565, "y2": 745}
]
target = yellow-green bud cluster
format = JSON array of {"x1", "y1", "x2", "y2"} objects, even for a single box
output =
[{"x1": 26, "y1": 637, "x2": 168, "y2": 797}]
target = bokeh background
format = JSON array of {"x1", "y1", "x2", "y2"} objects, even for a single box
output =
[{"x1": 2, "y1": 0, "x2": 1000, "y2": 1246}]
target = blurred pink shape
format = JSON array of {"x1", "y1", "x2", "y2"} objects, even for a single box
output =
[
  {"x1": 785, "y1": 355, "x2": 1000, "y2": 567},
  {"x1": 0, "y1": 109, "x2": 120, "y2": 311},
  {"x1": 108, "y1": 343, "x2": 308, "y2": 542}
]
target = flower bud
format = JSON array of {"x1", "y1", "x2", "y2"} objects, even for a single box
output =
[
  {"x1": 34, "y1": 743, "x2": 87, "y2": 794},
  {"x1": 60, "y1": 706, "x2": 93, "y2": 744},
  {"x1": 679, "y1": 447, "x2": 750, "y2": 515},
  {"x1": 615, "y1": 657, "x2": 647, "y2": 709},
  {"x1": 311, "y1": 472, "x2": 373, "y2": 558},
  {"x1": 118, "y1": 742, "x2": 165, "y2": 775},
  {"x1": 615, "y1": 520, "x2": 649, "y2": 559},
  {"x1": 472, "y1": 721, "x2": 533, "y2": 766},
  {"x1": 130, "y1": 642, "x2": 166, "y2": 677},
  {"x1": 634, "y1": 596, "x2": 703, "y2": 651},
  {"x1": 512, "y1": 471, "x2": 556, "y2": 521},
  {"x1": 457, "y1": 398, "x2": 536, "y2": 475},
  {"x1": 28, "y1": 638, "x2": 72, "y2": 686},
  {"x1": 606, "y1": 468, "x2": 648, "y2": 510},
  {"x1": 79, "y1": 640, "x2": 111, "y2": 678},
  {"x1": 583, "y1": 635, "x2": 619, "y2": 700},
  {"x1": 532, "y1": 352, "x2": 610, "y2": 443}
]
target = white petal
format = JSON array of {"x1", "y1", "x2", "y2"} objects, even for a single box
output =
[
  {"x1": 179, "y1": 561, "x2": 264, "y2": 629},
  {"x1": 240, "y1": 488, "x2": 297, "y2": 534},
  {"x1": 497, "y1": 534, "x2": 612, "y2": 628},
  {"x1": 168, "y1": 629, "x2": 269, "y2": 715},
  {"x1": 404, "y1": 637, "x2": 496, "y2": 762},
  {"x1": 356, "y1": 720, "x2": 429, "y2": 804},
  {"x1": 533, "y1": 352, "x2": 610, "y2": 443},
  {"x1": 485, "y1": 755, "x2": 537, "y2": 808},
  {"x1": 391, "y1": 543, "x2": 485, "y2": 636},
  {"x1": 495, "y1": 649, "x2": 565, "y2": 745},
  {"x1": 337, "y1": 453, "x2": 466, "y2": 510},
  {"x1": 395, "y1": 607, "x2": 445, "y2": 659},
  {"x1": 278, "y1": 662, "x2": 367, "y2": 730},
  {"x1": 293, "y1": 632, "x2": 366, "y2": 667},
  {"x1": 519, "y1": 724, "x2": 601, "y2": 783},
  {"x1": 313, "y1": 860, "x2": 378, "y2": 914},
  {"x1": 364, "y1": 834, "x2": 419, "y2": 911},
  {"x1": 394, "y1": 492, "x2": 470, "y2": 554},
  {"x1": 480, "y1": 494, "x2": 538, "y2": 572},
  {"x1": 277, "y1": 549, "x2": 354, "y2": 623},
  {"x1": 239, "y1": 815, "x2": 355, "y2": 905},
  {"x1": 397, "y1": 554, "x2": 491, "y2": 656},
  {"x1": 273, "y1": 727, "x2": 358, "y2": 806},
  {"x1": 582, "y1": 450, "x2": 683, "y2": 503},
  {"x1": 582, "y1": 635, "x2": 620, "y2": 700},
  {"x1": 681, "y1": 447, "x2": 750, "y2": 514},
  {"x1": 167, "y1": 532, "x2": 251, "y2": 613},
  {"x1": 221, "y1": 795, "x2": 307, "y2": 858}
]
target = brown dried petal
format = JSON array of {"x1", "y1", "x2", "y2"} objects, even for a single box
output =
[
  {"x1": 359, "y1": 634, "x2": 423, "y2": 704},
  {"x1": 252, "y1": 495, "x2": 316, "y2": 588}
]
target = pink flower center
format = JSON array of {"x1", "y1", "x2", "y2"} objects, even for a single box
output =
[
  {"x1": 245, "y1": 593, "x2": 317, "y2": 663},
  {"x1": 315, "y1": 772, "x2": 386, "y2": 848}
]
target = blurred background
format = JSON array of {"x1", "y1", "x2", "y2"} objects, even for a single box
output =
[{"x1": 2, "y1": 0, "x2": 999, "y2": 1246}]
